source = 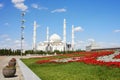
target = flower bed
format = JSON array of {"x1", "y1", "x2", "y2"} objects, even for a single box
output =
[
  {"x1": 113, "y1": 53, "x2": 120, "y2": 59},
  {"x1": 36, "y1": 50, "x2": 120, "y2": 68}
]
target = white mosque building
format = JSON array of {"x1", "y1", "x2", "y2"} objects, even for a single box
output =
[
  {"x1": 37, "y1": 33, "x2": 67, "y2": 51},
  {"x1": 33, "y1": 19, "x2": 72, "y2": 52}
]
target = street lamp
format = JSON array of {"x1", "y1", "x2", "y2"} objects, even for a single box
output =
[{"x1": 21, "y1": 12, "x2": 25, "y2": 56}]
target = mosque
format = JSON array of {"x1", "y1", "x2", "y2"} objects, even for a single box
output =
[
  {"x1": 32, "y1": 19, "x2": 120, "y2": 52},
  {"x1": 37, "y1": 33, "x2": 71, "y2": 52},
  {"x1": 33, "y1": 19, "x2": 72, "y2": 52}
]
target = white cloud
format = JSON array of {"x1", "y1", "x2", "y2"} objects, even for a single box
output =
[
  {"x1": 36, "y1": 24, "x2": 40, "y2": 28},
  {"x1": 75, "y1": 40, "x2": 87, "y2": 50},
  {"x1": 0, "y1": 41, "x2": 4, "y2": 44},
  {"x1": 4, "y1": 23, "x2": 10, "y2": 26},
  {"x1": 11, "y1": 0, "x2": 28, "y2": 11},
  {"x1": 5, "y1": 38, "x2": 11, "y2": 41},
  {"x1": 31, "y1": 3, "x2": 39, "y2": 9},
  {"x1": 12, "y1": 0, "x2": 24, "y2": 3},
  {"x1": 13, "y1": 40, "x2": 31, "y2": 50},
  {"x1": 0, "y1": 34, "x2": 31, "y2": 50},
  {"x1": 74, "y1": 26, "x2": 84, "y2": 32},
  {"x1": 0, "y1": 34, "x2": 9, "y2": 39},
  {"x1": 0, "y1": 38, "x2": 31, "y2": 50},
  {"x1": 15, "y1": 3, "x2": 27, "y2": 11},
  {"x1": 0, "y1": 3, "x2": 3, "y2": 8},
  {"x1": 51, "y1": 8, "x2": 66, "y2": 13},
  {"x1": 114, "y1": 29, "x2": 120, "y2": 32},
  {"x1": 13, "y1": 40, "x2": 21, "y2": 49},
  {"x1": 14, "y1": 40, "x2": 20, "y2": 44},
  {"x1": 87, "y1": 38, "x2": 95, "y2": 42},
  {"x1": 31, "y1": 3, "x2": 48, "y2": 10}
]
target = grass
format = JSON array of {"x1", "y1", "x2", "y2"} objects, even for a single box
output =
[{"x1": 22, "y1": 58, "x2": 120, "y2": 80}]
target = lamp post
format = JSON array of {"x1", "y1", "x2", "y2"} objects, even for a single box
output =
[{"x1": 21, "y1": 12, "x2": 25, "y2": 56}]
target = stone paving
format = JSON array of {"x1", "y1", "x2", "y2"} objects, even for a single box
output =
[
  {"x1": 0, "y1": 56, "x2": 24, "y2": 80},
  {"x1": 0, "y1": 56, "x2": 41, "y2": 80}
]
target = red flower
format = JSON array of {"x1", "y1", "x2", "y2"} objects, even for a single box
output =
[
  {"x1": 35, "y1": 50, "x2": 120, "y2": 68},
  {"x1": 114, "y1": 53, "x2": 120, "y2": 59},
  {"x1": 36, "y1": 60, "x2": 50, "y2": 64}
]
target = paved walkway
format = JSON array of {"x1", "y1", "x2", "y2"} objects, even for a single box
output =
[
  {"x1": 0, "y1": 56, "x2": 24, "y2": 80},
  {"x1": 0, "y1": 56, "x2": 41, "y2": 80}
]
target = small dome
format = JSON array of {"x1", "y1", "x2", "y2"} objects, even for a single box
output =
[{"x1": 50, "y1": 34, "x2": 61, "y2": 42}]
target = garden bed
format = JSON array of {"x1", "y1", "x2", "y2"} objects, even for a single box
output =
[{"x1": 22, "y1": 50, "x2": 120, "y2": 80}]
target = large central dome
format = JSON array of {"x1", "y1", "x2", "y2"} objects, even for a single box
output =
[{"x1": 50, "y1": 34, "x2": 61, "y2": 42}]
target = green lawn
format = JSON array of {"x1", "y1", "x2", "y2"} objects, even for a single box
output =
[{"x1": 22, "y1": 58, "x2": 120, "y2": 80}]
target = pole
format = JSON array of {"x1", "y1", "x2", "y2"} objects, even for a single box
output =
[{"x1": 21, "y1": 12, "x2": 25, "y2": 57}]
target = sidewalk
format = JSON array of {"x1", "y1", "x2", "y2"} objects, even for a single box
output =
[
  {"x1": 0, "y1": 56, "x2": 41, "y2": 80},
  {"x1": 0, "y1": 56, "x2": 24, "y2": 80}
]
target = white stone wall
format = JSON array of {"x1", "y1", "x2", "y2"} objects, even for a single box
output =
[
  {"x1": 37, "y1": 45, "x2": 46, "y2": 51},
  {"x1": 52, "y1": 45, "x2": 64, "y2": 51},
  {"x1": 37, "y1": 43, "x2": 66, "y2": 51}
]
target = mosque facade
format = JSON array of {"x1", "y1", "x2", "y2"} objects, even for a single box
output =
[
  {"x1": 33, "y1": 19, "x2": 72, "y2": 52},
  {"x1": 37, "y1": 34, "x2": 71, "y2": 51}
]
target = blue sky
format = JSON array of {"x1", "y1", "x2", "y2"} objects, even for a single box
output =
[{"x1": 0, "y1": 0, "x2": 120, "y2": 50}]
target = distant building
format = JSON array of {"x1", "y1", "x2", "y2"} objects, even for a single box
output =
[
  {"x1": 36, "y1": 19, "x2": 72, "y2": 52},
  {"x1": 86, "y1": 42, "x2": 120, "y2": 51},
  {"x1": 91, "y1": 47, "x2": 120, "y2": 51},
  {"x1": 86, "y1": 42, "x2": 101, "y2": 51},
  {"x1": 37, "y1": 34, "x2": 71, "y2": 51}
]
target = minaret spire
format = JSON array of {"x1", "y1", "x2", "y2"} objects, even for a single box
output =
[
  {"x1": 33, "y1": 21, "x2": 37, "y2": 51},
  {"x1": 72, "y1": 25, "x2": 74, "y2": 51},
  {"x1": 47, "y1": 27, "x2": 49, "y2": 42},
  {"x1": 63, "y1": 18, "x2": 66, "y2": 51}
]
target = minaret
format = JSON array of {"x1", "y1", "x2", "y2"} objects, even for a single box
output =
[
  {"x1": 47, "y1": 27, "x2": 49, "y2": 42},
  {"x1": 33, "y1": 21, "x2": 37, "y2": 51},
  {"x1": 63, "y1": 19, "x2": 66, "y2": 51},
  {"x1": 72, "y1": 25, "x2": 74, "y2": 51}
]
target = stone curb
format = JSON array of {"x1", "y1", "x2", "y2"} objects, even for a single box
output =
[{"x1": 17, "y1": 59, "x2": 41, "y2": 80}]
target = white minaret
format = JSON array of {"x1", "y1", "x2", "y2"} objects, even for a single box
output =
[
  {"x1": 72, "y1": 25, "x2": 74, "y2": 51},
  {"x1": 33, "y1": 21, "x2": 37, "y2": 51},
  {"x1": 63, "y1": 18, "x2": 66, "y2": 51},
  {"x1": 47, "y1": 27, "x2": 49, "y2": 42}
]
